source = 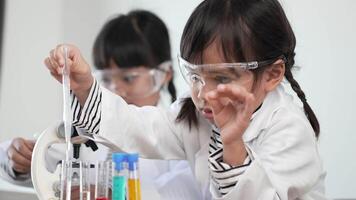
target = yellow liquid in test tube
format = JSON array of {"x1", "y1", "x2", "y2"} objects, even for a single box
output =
[
  {"x1": 127, "y1": 153, "x2": 141, "y2": 200},
  {"x1": 128, "y1": 179, "x2": 141, "y2": 200}
]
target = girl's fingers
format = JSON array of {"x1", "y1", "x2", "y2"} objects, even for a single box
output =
[
  {"x1": 45, "y1": 57, "x2": 58, "y2": 74},
  {"x1": 241, "y1": 93, "x2": 256, "y2": 118},
  {"x1": 50, "y1": 46, "x2": 65, "y2": 67},
  {"x1": 51, "y1": 57, "x2": 63, "y2": 75},
  {"x1": 49, "y1": 49, "x2": 63, "y2": 74},
  {"x1": 229, "y1": 89, "x2": 255, "y2": 122},
  {"x1": 216, "y1": 84, "x2": 250, "y2": 103},
  {"x1": 8, "y1": 146, "x2": 31, "y2": 167},
  {"x1": 9, "y1": 160, "x2": 29, "y2": 173},
  {"x1": 55, "y1": 45, "x2": 77, "y2": 74},
  {"x1": 207, "y1": 84, "x2": 256, "y2": 118},
  {"x1": 49, "y1": 49, "x2": 55, "y2": 60},
  {"x1": 55, "y1": 45, "x2": 66, "y2": 66},
  {"x1": 12, "y1": 139, "x2": 32, "y2": 160},
  {"x1": 206, "y1": 91, "x2": 224, "y2": 115},
  {"x1": 25, "y1": 140, "x2": 36, "y2": 151},
  {"x1": 45, "y1": 57, "x2": 62, "y2": 82}
]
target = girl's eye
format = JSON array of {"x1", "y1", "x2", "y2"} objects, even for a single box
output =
[
  {"x1": 122, "y1": 75, "x2": 138, "y2": 84},
  {"x1": 102, "y1": 77, "x2": 110, "y2": 82},
  {"x1": 189, "y1": 74, "x2": 201, "y2": 83},
  {"x1": 102, "y1": 77, "x2": 111, "y2": 85},
  {"x1": 214, "y1": 75, "x2": 232, "y2": 84}
]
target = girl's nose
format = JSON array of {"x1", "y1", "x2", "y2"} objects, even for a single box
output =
[
  {"x1": 112, "y1": 83, "x2": 128, "y2": 97},
  {"x1": 197, "y1": 81, "x2": 213, "y2": 101}
]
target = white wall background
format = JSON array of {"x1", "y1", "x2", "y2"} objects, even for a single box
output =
[{"x1": 0, "y1": 0, "x2": 355, "y2": 199}]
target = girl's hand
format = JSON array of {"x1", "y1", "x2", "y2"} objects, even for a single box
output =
[
  {"x1": 7, "y1": 138, "x2": 35, "y2": 174},
  {"x1": 44, "y1": 44, "x2": 93, "y2": 104},
  {"x1": 206, "y1": 84, "x2": 256, "y2": 165},
  {"x1": 206, "y1": 84, "x2": 256, "y2": 145}
]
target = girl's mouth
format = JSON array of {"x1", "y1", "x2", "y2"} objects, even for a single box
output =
[{"x1": 201, "y1": 107, "x2": 214, "y2": 120}]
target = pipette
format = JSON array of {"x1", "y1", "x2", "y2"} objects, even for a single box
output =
[
  {"x1": 62, "y1": 46, "x2": 73, "y2": 200},
  {"x1": 62, "y1": 46, "x2": 72, "y2": 161}
]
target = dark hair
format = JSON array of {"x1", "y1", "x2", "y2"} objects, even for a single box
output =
[
  {"x1": 93, "y1": 10, "x2": 176, "y2": 102},
  {"x1": 176, "y1": 0, "x2": 320, "y2": 137}
]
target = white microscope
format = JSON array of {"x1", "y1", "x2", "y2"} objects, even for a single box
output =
[{"x1": 31, "y1": 122, "x2": 122, "y2": 200}]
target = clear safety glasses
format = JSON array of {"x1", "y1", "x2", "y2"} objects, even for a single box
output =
[
  {"x1": 177, "y1": 55, "x2": 285, "y2": 91},
  {"x1": 95, "y1": 61, "x2": 171, "y2": 99}
]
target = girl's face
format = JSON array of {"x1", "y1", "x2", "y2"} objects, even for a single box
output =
[
  {"x1": 190, "y1": 42, "x2": 267, "y2": 123},
  {"x1": 101, "y1": 60, "x2": 169, "y2": 107}
]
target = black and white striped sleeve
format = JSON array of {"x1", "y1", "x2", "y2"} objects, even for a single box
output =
[
  {"x1": 71, "y1": 79, "x2": 102, "y2": 135},
  {"x1": 209, "y1": 129, "x2": 253, "y2": 196}
]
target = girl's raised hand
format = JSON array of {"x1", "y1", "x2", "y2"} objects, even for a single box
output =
[
  {"x1": 44, "y1": 44, "x2": 94, "y2": 101},
  {"x1": 206, "y1": 84, "x2": 256, "y2": 145}
]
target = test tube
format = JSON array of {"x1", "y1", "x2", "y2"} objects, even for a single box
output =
[
  {"x1": 127, "y1": 154, "x2": 141, "y2": 200},
  {"x1": 60, "y1": 160, "x2": 73, "y2": 200},
  {"x1": 80, "y1": 161, "x2": 91, "y2": 200},
  {"x1": 95, "y1": 161, "x2": 110, "y2": 200},
  {"x1": 112, "y1": 153, "x2": 127, "y2": 200}
]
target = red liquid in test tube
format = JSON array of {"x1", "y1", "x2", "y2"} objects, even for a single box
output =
[{"x1": 96, "y1": 198, "x2": 109, "y2": 200}]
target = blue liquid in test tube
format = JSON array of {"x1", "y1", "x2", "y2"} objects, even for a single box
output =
[{"x1": 112, "y1": 153, "x2": 127, "y2": 200}]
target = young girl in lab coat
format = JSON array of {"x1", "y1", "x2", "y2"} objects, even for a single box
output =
[
  {"x1": 89, "y1": 10, "x2": 202, "y2": 199},
  {"x1": 45, "y1": 0, "x2": 327, "y2": 199}
]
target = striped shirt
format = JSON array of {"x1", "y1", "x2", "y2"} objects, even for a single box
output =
[
  {"x1": 71, "y1": 79, "x2": 253, "y2": 197},
  {"x1": 72, "y1": 80, "x2": 102, "y2": 135},
  {"x1": 208, "y1": 126, "x2": 252, "y2": 196}
]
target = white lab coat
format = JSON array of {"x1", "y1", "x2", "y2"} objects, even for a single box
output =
[{"x1": 95, "y1": 84, "x2": 328, "y2": 200}]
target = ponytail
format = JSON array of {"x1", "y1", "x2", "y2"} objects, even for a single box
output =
[
  {"x1": 167, "y1": 79, "x2": 177, "y2": 103},
  {"x1": 176, "y1": 97, "x2": 198, "y2": 129},
  {"x1": 284, "y1": 53, "x2": 320, "y2": 137}
]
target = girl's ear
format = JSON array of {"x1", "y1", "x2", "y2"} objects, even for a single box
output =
[
  {"x1": 262, "y1": 59, "x2": 285, "y2": 92},
  {"x1": 163, "y1": 68, "x2": 173, "y2": 84}
]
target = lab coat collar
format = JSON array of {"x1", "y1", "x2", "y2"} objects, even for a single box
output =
[
  {"x1": 243, "y1": 85, "x2": 292, "y2": 142},
  {"x1": 156, "y1": 89, "x2": 172, "y2": 109}
]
